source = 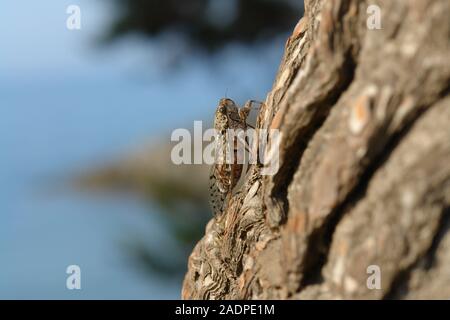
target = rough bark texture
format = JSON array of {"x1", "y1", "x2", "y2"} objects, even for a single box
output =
[{"x1": 182, "y1": 0, "x2": 450, "y2": 299}]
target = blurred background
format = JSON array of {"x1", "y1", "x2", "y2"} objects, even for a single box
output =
[{"x1": 0, "y1": 0, "x2": 303, "y2": 299}]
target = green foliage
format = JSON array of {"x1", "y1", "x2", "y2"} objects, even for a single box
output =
[{"x1": 106, "y1": 0, "x2": 303, "y2": 51}]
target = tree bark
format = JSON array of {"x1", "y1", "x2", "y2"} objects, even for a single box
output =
[{"x1": 182, "y1": 0, "x2": 450, "y2": 299}]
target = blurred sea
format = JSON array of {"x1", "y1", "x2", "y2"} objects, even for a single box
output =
[{"x1": 0, "y1": 74, "x2": 188, "y2": 299}]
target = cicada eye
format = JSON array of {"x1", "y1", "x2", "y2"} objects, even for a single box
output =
[
  {"x1": 218, "y1": 105, "x2": 226, "y2": 113},
  {"x1": 225, "y1": 99, "x2": 235, "y2": 107}
]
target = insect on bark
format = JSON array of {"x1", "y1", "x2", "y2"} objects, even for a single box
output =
[{"x1": 209, "y1": 98, "x2": 260, "y2": 217}]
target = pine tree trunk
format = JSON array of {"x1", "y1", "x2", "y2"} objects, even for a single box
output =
[{"x1": 182, "y1": 0, "x2": 450, "y2": 299}]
